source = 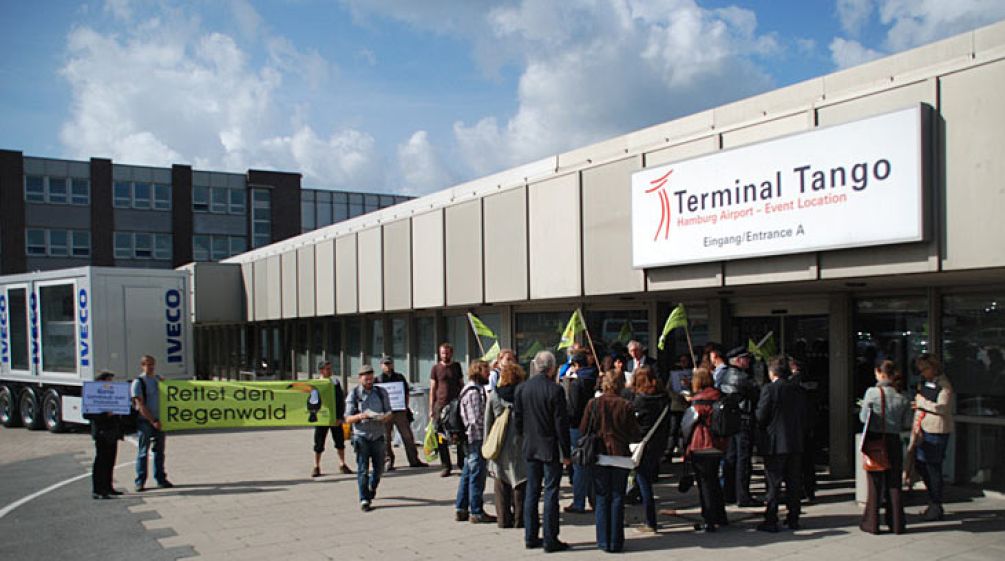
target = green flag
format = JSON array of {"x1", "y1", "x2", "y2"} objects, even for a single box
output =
[
  {"x1": 657, "y1": 304, "x2": 688, "y2": 351},
  {"x1": 467, "y1": 313, "x2": 497, "y2": 339},
  {"x1": 482, "y1": 340, "x2": 501, "y2": 362},
  {"x1": 747, "y1": 331, "x2": 777, "y2": 362},
  {"x1": 557, "y1": 310, "x2": 587, "y2": 350},
  {"x1": 521, "y1": 340, "x2": 545, "y2": 361},
  {"x1": 616, "y1": 320, "x2": 633, "y2": 344}
]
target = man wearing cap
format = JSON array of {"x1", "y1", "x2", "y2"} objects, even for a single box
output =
[
  {"x1": 346, "y1": 365, "x2": 393, "y2": 512},
  {"x1": 311, "y1": 361, "x2": 352, "y2": 477},
  {"x1": 377, "y1": 357, "x2": 427, "y2": 471},
  {"x1": 720, "y1": 346, "x2": 762, "y2": 507}
]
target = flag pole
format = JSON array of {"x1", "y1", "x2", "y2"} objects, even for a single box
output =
[
  {"x1": 683, "y1": 323, "x2": 697, "y2": 368},
  {"x1": 579, "y1": 308, "x2": 600, "y2": 364},
  {"x1": 466, "y1": 313, "x2": 487, "y2": 357}
]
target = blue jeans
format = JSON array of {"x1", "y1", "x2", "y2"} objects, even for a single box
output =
[
  {"x1": 524, "y1": 459, "x2": 563, "y2": 547},
  {"x1": 352, "y1": 436, "x2": 385, "y2": 502},
  {"x1": 916, "y1": 431, "x2": 949, "y2": 505},
  {"x1": 593, "y1": 465, "x2": 629, "y2": 552},
  {"x1": 135, "y1": 420, "x2": 167, "y2": 487},
  {"x1": 635, "y1": 451, "x2": 660, "y2": 529},
  {"x1": 569, "y1": 428, "x2": 593, "y2": 509},
  {"x1": 455, "y1": 439, "x2": 487, "y2": 515}
]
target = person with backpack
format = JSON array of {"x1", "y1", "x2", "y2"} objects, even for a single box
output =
[
  {"x1": 429, "y1": 343, "x2": 465, "y2": 477},
  {"x1": 683, "y1": 367, "x2": 729, "y2": 532},
  {"x1": 755, "y1": 357, "x2": 805, "y2": 532},
  {"x1": 485, "y1": 362, "x2": 528, "y2": 528},
  {"x1": 131, "y1": 355, "x2": 173, "y2": 492},
  {"x1": 718, "y1": 346, "x2": 761, "y2": 507},
  {"x1": 345, "y1": 365, "x2": 393, "y2": 512},
  {"x1": 455, "y1": 360, "x2": 496, "y2": 523}
]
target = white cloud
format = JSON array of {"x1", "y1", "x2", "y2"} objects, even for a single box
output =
[
  {"x1": 59, "y1": 3, "x2": 381, "y2": 189},
  {"x1": 103, "y1": 0, "x2": 133, "y2": 22},
  {"x1": 837, "y1": 0, "x2": 873, "y2": 36},
  {"x1": 395, "y1": 130, "x2": 454, "y2": 194},
  {"x1": 829, "y1": 37, "x2": 884, "y2": 68}
]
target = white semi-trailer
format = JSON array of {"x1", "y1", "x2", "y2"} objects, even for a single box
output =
[{"x1": 0, "y1": 267, "x2": 193, "y2": 431}]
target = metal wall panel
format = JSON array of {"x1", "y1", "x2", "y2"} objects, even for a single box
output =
[
  {"x1": 253, "y1": 259, "x2": 268, "y2": 322},
  {"x1": 582, "y1": 156, "x2": 644, "y2": 296},
  {"x1": 265, "y1": 254, "x2": 282, "y2": 320},
  {"x1": 528, "y1": 174, "x2": 581, "y2": 299},
  {"x1": 315, "y1": 239, "x2": 335, "y2": 316},
  {"x1": 297, "y1": 245, "x2": 316, "y2": 317},
  {"x1": 483, "y1": 187, "x2": 528, "y2": 303},
  {"x1": 281, "y1": 251, "x2": 297, "y2": 319},
  {"x1": 357, "y1": 227, "x2": 383, "y2": 312},
  {"x1": 412, "y1": 210, "x2": 445, "y2": 309},
  {"x1": 722, "y1": 112, "x2": 818, "y2": 285},
  {"x1": 817, "y1": 81, "x2": 940, "y2": 278},
  {"x1": 941, "y1": 60, "x2": 1005, "y2": 270},
  {"x1": 445, "y1": 199, "x2": 483, "y2": 306},
  {"x1": 335, "y1": 234, "x2": 358, "y2": 314},
  {"x1": 241, "y1": 262, "x2": 254, "y2": 321},
  {"x1": 383, "y1": 219, "x2": 412, "y2": 311}
]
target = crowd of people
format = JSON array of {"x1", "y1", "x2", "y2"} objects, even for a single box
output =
[{"x1": 83, "y1": 339, "x2": 955, "y2": 554}]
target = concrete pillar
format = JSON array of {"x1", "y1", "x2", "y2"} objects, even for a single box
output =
[{"x1": 829, "y1": 292, "x2": 854, "y2": 477}]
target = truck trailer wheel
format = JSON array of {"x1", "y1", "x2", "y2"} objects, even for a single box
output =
[
  {"x1": 43, "y1": 389, "x2": 66, "y2": 433},
  {"x1": 0, "y1": 385, "x2": 21, "y2": 428},
  {"x1": 19, "y1": 387, "x2": 44, "y2": 431}
]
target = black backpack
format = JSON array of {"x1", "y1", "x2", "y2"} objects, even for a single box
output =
[
  {"x1": 708, "y1": 393, "x2": 743, "y2": 437},
  {"x1": 440, "y1": 386, "x2": 483, "y2": 435}
]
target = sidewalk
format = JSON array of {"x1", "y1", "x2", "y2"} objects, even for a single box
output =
[{"x1": 123, "y1": 428, "x2": 1005, "y2": 561}]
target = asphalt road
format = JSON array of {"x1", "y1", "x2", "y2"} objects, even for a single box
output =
[{"x1": 0, "y1": 427, "x2": 194, "y2": 561}]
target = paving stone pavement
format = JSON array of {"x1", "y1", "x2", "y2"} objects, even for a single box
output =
[{"x1": 107, "y1": 428, "x2": 1005, "y2": 561}]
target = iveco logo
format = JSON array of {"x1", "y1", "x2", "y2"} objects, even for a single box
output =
[
  {"x1": 165, "y1": 289, "x2": 183, "y2": 364},
  {"x1": 29, "y1": 292, "x2": 39, "y2": 366},
  {"x1": 0, "y1": 294, "x2": 8, "y2": 365},
  {"x1": 78, "y1": 288, "x2": 90, "y2": 367}
]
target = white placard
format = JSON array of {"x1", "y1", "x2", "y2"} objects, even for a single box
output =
[
  {"x1": 632, "y1": 106, "x2": 924, "y2": 268},
  {"x1": 377, "y1": 382, "x2": 407, "y2": 411},
  {"x1": 82, "y1": 381, "x2": 132, "y2": 415}
]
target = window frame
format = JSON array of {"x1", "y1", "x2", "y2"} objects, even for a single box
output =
[
  {"x1": 114, "y1": 232, "x2": 133, "y2": 259},
  {"x1": 153, "y1": 183, "x2": 171, "y2": 211},
  {"x1": 26, "y1": 228, "x2": 47, "y2": 256},
  {"x1": 72, "y1": 231, "x2": 91, "y2": 257},
  {"x1": 193, "y1": 185, "x2": 210, "y2": 212},
  {"x1": 70, "y1": 178, "x2": 90, "y2": 205},
  {"x1": 24, "y1": 176, "x2": 45, "y2": 203}
]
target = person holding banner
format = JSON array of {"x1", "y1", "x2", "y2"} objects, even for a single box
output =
[
  {"x1": 312, "y1": 361, "x2": 352, "y2": 478},
  {"x1": 378, "y1": 357, "x2": 427, "y2": 471},
  {"x1": 346, "y1": 365, "x2": 393, "y2": 512},
  {"x1": 84, "y1": 371, "x2": 125, "y2": 499},
  {"x1": 131, "y1": 355, "x2": 173, "y2": 492}
]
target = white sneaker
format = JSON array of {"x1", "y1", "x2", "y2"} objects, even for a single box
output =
[{"x1": 360, "y1": 500, "x2": 372, "y2": 512}]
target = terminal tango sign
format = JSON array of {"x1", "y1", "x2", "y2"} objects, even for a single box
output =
[{"x1": 631, "y1": 105, "x2": 925, "y2": 268}]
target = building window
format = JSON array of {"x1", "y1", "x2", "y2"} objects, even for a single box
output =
[
  {"x1": 853, "y1": 297, "x2": 929, "y2": 400},
  {"x1": 48, "y1": 230, "x2": 69, "y2": 256},
  {"x1": 71, "y1": 178, "x2": 90, "y2": 205},
  {"x1": 25, "y1": 176, "x2": 45, "y2": 202},
  {"x1": 211, "y1": 236, "x2": 228, "y2": 260},
  {"x1": 114, "y1": 182, "x2": 131, "y2": 208},
  {"x1": 348, "y1": 193, "x2": 363, "y2": 217},
  {"x1": 114, "y1": 232, "x2": 133, "y2": 259},
  {"x1": 229, "y1": 236, "x2": 247, "y2": 256},
  {"x1": 153, "y1": 184, "x2": 171, "y2": 210},
  {"x1": 72, "y1": 231, "x2": 91, "y2": 257},
  {"x1": 193, "y1": 185, "x2": 210, "y2": 212},
  {"x1": 39, "y1": 283, "x2": 77, "y2": 373},
  {"x1": 514, "y1": 312, "x2": 568, "y2": 369},
  {"x1": 154, "y1": 233, "x2": 172, "y2": 260},
  {"x1": 47, "y1": 178, "x2": 68, "y2": 204},
  {"x1": 132, "y1": 182, "x2": 152, "y2": 209},
  {"x1": 301, "y1": 200, "x2": 316, "y2": 232},
  {"x1": 193, "y1": 235, "x2": 211, "y2": 261},
  {"x1": 134, "y1": 233, "x2": 153, "y2": 258},
  {"x1": 210, "y1": 187, "x2": 228, "y2": 214},
  {"x1": 252, "y1": 188, "x2": 272, "y2": 248},
  {"x1": 317, "y1": 200, "x2": 333, "y2": 228},
  {"x1": 26, "y1": 229, "x2": 47, "y2": 256},
  {"x1": 229, "y1": 190, "x2": 246, "y2": 215}
]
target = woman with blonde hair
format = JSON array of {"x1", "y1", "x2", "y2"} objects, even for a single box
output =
[
  {"x1": 485, "y1": 362, "x2": 528, "y2": 528},
  {"x1": 911, "y1": 353, "x2": 954, "y2": 521}
]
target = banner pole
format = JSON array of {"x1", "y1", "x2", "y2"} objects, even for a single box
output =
[
  {"x1": 579, "y1": 308, "x2": 600, "y2": 363},
  {"x1": 684, "y1": 324, "x2": 697, "y2": 369},
  {"x1": 467, "y1": 313, "x2": 487, "y2": 357}
]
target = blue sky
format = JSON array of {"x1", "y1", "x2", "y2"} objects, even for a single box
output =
[{"x1": 1, "y1": 0, "x2": 1003, "y2": 194}]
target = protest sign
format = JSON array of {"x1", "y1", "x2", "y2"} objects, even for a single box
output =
[
  {"x1": 160, "y1": 380, "x2": 336, "y2": 431},
  {"x1": 376, "y1": 381, "x2": 407, "y2": 411},
  {"x1": 82, "y1": 381, "x2": 132, "y2": 415}
]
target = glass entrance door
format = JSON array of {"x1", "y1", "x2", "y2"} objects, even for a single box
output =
[{"x1": 730, "y1": 312, "x2": 830, "y2": 466}]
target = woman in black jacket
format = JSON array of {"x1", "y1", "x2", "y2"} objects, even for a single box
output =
[
  {"x1": 83, "y1": 371, "x2": 124, "y2": 499},
  {"x1": 631, "y1": 366, "x2": 670, "y2": 532}
]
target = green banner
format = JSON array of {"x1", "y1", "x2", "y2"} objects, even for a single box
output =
[{"x1": 160, "y1": 380, "x2": 337, "y2": 431}]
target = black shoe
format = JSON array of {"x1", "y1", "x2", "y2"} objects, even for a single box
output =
[
  {"x1": 757, "y1": 523, "x2": 780, "y2": 533},
  {"x1": 157, "y1": 480, "x2": 174, "y2": 489},
  {"x1": 92, "y1": 493, "x2": 111, "y2": 500},
  {"x1": 109, "y1": 490, "x2": 124, "y2": 496},
  {"x1": 737, "y1": 499, "x2": 764, "y2": 508},
  {"x1": 526, "y1": 540, "x2": 543, "y2": 549},
  {"x1": 470, "y1": 513, "x2": 497, "y2": 524},
  {"x1": 921, "y1": 505, "x2": 944, "y2": 521},
  {"x1": 440, "y1": 468, "x2": 452, "y2": 477},
  {"x1": 455, "y1": 510, "x2": 469, "y2": 522},
  {"x1": 385, "y1": 464, "x2": 396, "y2": 472},
  {"x1": 544, "y1": 541, "x2": 570, "y2": 553},
  {"x1": 360, "y1": 500, "x2": 373, "y2": 512},
  {"x1": 134, "y1": 484, "x2": 145, "y2": 493},
  {"x1": 693, "y1": 523, "x2": 716, "y2": 533},
  {"x1": 563, "y1": 505, "x2": 588, "y2": 514},
  {"x1": 409, "y1": 461, "x2": 429, "y2": 468},
  {"x1": 784, "y1": 519, "x2": 801, "y2": 531}
]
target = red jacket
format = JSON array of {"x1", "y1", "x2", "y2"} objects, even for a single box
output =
[{"x1": 686, "y1": 387, "x2": 728, "y2": 458}]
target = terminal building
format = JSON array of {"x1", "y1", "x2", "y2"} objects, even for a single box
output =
[
  {"x1": 0, "y1": 152, "x2": 411, "y2": 274},
  {"x1": 110, "y1": 22, "x2": 1005, "y2": 492}
]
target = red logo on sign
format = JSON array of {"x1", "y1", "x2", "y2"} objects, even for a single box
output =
[{"x1": 645, "y1": 169, "x2": 672, "y2": 241}]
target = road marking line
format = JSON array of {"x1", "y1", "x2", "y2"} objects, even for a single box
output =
[{"x1": 0, "y1": 437, "x2": 139, "y2": 520}]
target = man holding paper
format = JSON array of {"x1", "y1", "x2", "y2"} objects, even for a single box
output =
[
  {"x1": 346, "y1": 365, "x2": 393, "y2": 512},
  {"x1": 377, "y1": 357, "x2": 427, "y2": 471}
]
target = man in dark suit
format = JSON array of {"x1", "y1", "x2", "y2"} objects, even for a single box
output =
[
  {"x1": 755, "y1": 356, "x2": 805, "y2": 532},
  {"x1": 514, "y1": 350, "x2": 571, "y2": 553},
  {"x1": 625, "y1": 340, "x2": 660, "y2": 385}
]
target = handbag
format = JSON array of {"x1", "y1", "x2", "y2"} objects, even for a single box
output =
[
  {"x1": 630, "y1": 404, "x2": 669, "y2": 467},
  {"x1": 481, "y1": 405, "x2": 510, "y2": 460},
  {"x1": 571, "y1": 401, "x2": 603, "y2": 467},
  {"x1": 862, "y1": 386, "x2": 891, "y2": 472}
]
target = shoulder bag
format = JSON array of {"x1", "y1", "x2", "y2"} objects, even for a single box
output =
[
  {"x1": 862, "y1": 386, "x2": 891, "y2": 472},
  {"x1": 481, "y1": 404, "x2": 510, "y2": 461},
  {"x1": 572, "y1": 400, "x2": 603, "y2": 467},
  {"x1": 629, "y1": 404, "x2": 669, "y2": 467}
]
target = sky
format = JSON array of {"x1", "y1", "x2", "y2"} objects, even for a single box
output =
[{"x1": 1, "y1": 1, "x2": 1004, "y2": 195}]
